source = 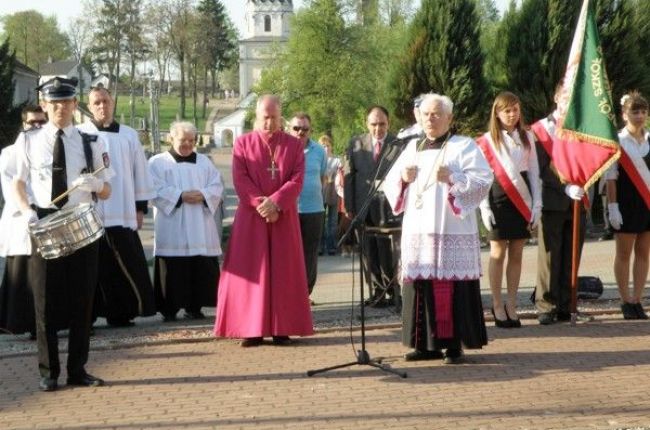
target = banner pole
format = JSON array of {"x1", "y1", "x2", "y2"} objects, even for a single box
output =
[{"x1": 570, "y1": 199, "x2": 581, "y2": 325}]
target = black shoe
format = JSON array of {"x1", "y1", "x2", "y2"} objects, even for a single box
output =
[
  {"x1": 621, "y1": 302, "x2": 638, "y2": 320},
  {"x1": 39, "y1": 377, "x2": 58, "y2": 392},
  {"x1": 240, "y1": 337, "x2": 263, "y2": 347},
  {"x1": 491, "y1": 308, "x2": 512, "y2": 328},
  {"x1": 272, "y1": 336, "x2": 292, "y2": 346},
  {"x1": 634, "y1": 303, "x2": 648, "y2": 320},
  {"x1": 106, "y1": 318, "x2": 135, "y2": 327},
  {"x1": 404, "y1": 350, "x2": 444, "y2": 361},
  {"x1": 443, "y1": 348, "x2": 464, "y2": 364},
  {"x1": 183, "y1": 311, "x2": 206, "y2": 320},
  {"x1": 538, "y1": 312, "x2": 556, "y2": 325},
  {"x1": 504, "y1": 306, "x2": 522, "y2": 328},
  {"x1": 67, "y1": 373, "x2": 104, "y2": 387}
]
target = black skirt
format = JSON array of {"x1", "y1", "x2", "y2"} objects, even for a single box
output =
[
  {"x1": 402, "y1": 279, "x2": 487, "y2": 351},
  {"x1": 487, "y1": 171, "x2": 531, "y2": 241},
  {"x1": 616, "y1": 166, "x2": 650, "y2": 234}
]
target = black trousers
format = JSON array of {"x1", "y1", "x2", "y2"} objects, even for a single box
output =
[
  {"x1": 360, "y1": 227, "x2": 398, "y2": 300},
  {"x1": 535, "y1": 208, "x2": 586, "y2": 313},
  {"x1": 299, "y1": 212, "x2": 324, "y2": 295},
  {"x1": 95, "y1": 227, "x2": 156, "y2": 322},
  {"x1": 31, "y1": 241, "x2": 99, "y2": 379}
]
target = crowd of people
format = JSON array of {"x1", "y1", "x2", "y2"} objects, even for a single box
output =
[{"x1": 0, "y1": 76, "x2": 648, "y2": 390}]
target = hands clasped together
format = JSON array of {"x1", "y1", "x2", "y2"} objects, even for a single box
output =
[
  {"x1": 257, "y1": 196, "x2": 280, "y2": 223},
  {"x1": 400, "y1": 165, "x2": 452, "y2": 184}
]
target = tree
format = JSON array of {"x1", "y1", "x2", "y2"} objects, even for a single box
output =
[
  {"x1": 143, "y1": 0, "x2": 174, "y2": 92},
  {"x1": 254, "y1": 0, "x2": 388, "y2": 152},
  {"x1": 1, "y1": 11, "x2": 71, "y2": 72},
  {"x1": 389, "y1": 0, "x2": 488, "y2": 134},
  {"x1": 492, "y1": 0, "x2": 650, "y2": 123},
  {"x1": 196, "y1": 0, "x2": 238, "y2": 117},
  {"x1": 121, "y1": 1, "x2": 148, "y2": 126},
  {"x1": 67, "y1": 17, "x2": 93, "y2": 102},
  {"x1": 88, "y1": 0, "x2": 127, "y2": 110},
  {"x1": 159, "y1": 0, "x2": 196, "y2": 120},
  {"x1": 0, "y1": 40, "x2": 22, "y2": 150}
]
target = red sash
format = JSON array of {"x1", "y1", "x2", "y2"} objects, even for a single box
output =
[
  {"x1": 618, "y1": 149, "x2": 650, "y2": 210},
  {"x1": 476, "y1": 135, "x2": 532, "y2": 221}
]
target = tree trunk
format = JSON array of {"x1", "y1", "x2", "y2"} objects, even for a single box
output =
[
  {"x1": 210, "y1": 69, "x2": 216, "y2": 98},
  {"x1": 202, "y1": 67, "x2": 209, "y2": 119},
  {"x1": 129, "y1": 56, "x2": 137, "y2": 127},
  {"x1": 191, "y1": 60, "x2": 198, "y2": 127},
  {"x1": 179, "y1": 50, "x2": 186, "y2": 119}
]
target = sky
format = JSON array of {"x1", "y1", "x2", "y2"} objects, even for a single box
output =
[{"x1": 0, "y1": 0, "x2": 512, "y2": 36}]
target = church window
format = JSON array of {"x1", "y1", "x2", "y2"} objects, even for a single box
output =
[{"x1": 264, "y1": 15, "x2": 271, "y2": 32}]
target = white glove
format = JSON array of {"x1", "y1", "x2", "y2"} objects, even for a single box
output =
[
  {"x1": 564, "y1": 184, "x2": 585, "y2": 201},
  {"x1": 480, "y1": 207, "x2": 495, "y2": 231},
  {"x1": 72, "y1": 174, "x2": 104, "y2": 193},
  {"x1": 530, "y1": 207, "x2": 542, "y2": 230},
  {"x1": 608, "y1": 202, "x2": 623, "y2": 230},
  {"x1": 22, "y1": 208, "x2": 38, "y2": 224}
]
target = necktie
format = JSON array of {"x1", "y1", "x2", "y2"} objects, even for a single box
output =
[
  {"x1": 51, "y1": 129, "x2": 68, "y2": 208},
  {"x1": 373, "y1": 140, "x2": 382, "y2": 162}
]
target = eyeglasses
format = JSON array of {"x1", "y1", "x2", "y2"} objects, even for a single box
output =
[
  {"x1": 292, "y1": 126, "x2": 310, "y2": 133},
  {"x1": 25, "y1": 120, "x2": 47, "y2": 126}
]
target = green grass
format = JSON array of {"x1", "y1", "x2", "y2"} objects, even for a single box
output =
[{"x1": 113, "y1": 94, "x2": 208, "y2": 132}]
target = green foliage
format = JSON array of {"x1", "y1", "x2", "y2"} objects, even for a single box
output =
[
  {"x1": 0, "y1": 10, "x2": 71, "y2": 71},
  {"x1": 196, "y1": 0, "x2": 237, "y2": 72},
  {"x1": 490, "y1": 0, "x2": 650, "y2": 124},
  {"x1": 0, "y1": 40, "x2": 22, "y2": 149},
  {"x1": 389, "y1": 0, "x2": 488, "y2": 134},
  {"x1": 254, "y1": 0, "x2": 403, "y2": 155}
]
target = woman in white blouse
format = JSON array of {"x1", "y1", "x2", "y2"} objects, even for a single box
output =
[
  {"x1": 477, "y1": 92, "x2": 542, "y2": 328},
  {"x1": 606, "y1": 91, "x2": 650, "y2": 320}
]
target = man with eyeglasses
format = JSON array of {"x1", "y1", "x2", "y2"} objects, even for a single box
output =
[
  {"x1": 22, "y1": 105, "x2": 47, "y2": 131},
  {"x1": 289, "y1": 113, "x2": 327, "y2": 301},
  {"x1": 344, "y1": 106, "x2": 400, "y2": 308}
]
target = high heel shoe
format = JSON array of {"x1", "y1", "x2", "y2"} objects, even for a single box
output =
[
  {"x1": 491, "y1": 308, "x2": 512, "y2": 328},
  {"x1": 504, "y1": 305, "x2": 522, "y2": 328}
]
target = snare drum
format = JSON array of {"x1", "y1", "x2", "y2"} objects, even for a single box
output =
[{"x1": 28, "y1": 203, "x2": 104, "y2": 259}]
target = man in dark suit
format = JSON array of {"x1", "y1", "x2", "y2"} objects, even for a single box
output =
[
  {"x1": 532, "y1": 89, "x2": 591, "y2": 325},
  {"x1": 344, "y1": 105, "x2": 402, "y2": 307}
]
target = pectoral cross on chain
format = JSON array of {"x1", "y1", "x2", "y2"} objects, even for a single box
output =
[{"x1": 268, "y1": 161, "x2": 279, "y2": 179}]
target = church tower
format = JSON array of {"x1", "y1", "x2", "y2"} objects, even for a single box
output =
[{"x1": 239, "y1": 0, "x2": 294, "y2": 97}]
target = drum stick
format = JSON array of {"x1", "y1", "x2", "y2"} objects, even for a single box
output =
[{"x1": 48, "y1": 165, "x2": 107, "y2": 207}]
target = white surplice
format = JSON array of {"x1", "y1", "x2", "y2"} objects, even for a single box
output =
[
  {"x1": 384, "y1": 135, "x2": 493, "y2": 281},
  {"x1": 149, "y1": 151, "x2": 224, "y2": 257},
  {"x1": 0, "y1": 145, "x2": 31, "y2": 256},
  {"x1": 77, "y1": 122, "x2": 156, "y2": 229}
]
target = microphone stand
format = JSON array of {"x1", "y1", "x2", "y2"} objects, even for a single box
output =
[{"x1": 307, "y1": 136, "x2": 414, "y2": 379}]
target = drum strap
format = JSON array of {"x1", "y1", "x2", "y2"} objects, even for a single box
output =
[{"x1": 80, "y1": 132, "x2": 98, "y2": 202}]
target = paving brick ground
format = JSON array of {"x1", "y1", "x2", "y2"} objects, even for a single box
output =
[{"x1": 2, "y1": 317, "x2": 650, "y2": 430}]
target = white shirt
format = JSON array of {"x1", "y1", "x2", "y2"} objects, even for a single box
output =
[
  {"x1": 605, "y1": 128, "x2": 650, "y2": 181},
  {"x1": 13, "y1": 122, "x2": 114, "y2": 209},
  {"x1": 77, "y1": 122, "x2": 155, "y2": 229},
  {"x1": 149, "y1": 151, "x2": 224, "y2": 257}
]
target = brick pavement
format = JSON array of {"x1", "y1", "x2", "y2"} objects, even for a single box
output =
[{"x1": 2, "y1": 317, "x2": 650, "y2": 430}]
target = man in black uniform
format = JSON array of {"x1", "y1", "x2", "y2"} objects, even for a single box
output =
[{"x1": 11, "y1": 77, "x2": 114, "y2": 391}]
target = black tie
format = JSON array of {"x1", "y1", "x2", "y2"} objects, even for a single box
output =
[{"x1": 51, "y1": 129, "x2": 68, "y2": 208}]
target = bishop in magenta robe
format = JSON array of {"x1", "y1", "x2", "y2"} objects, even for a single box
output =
[{"x1": 214, "y1": 96, "x2": 314, "y2": 344}]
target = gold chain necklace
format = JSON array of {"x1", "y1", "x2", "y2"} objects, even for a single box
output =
[{"x1": 414, "y1": 135, "x2": 450, "y2": 209}]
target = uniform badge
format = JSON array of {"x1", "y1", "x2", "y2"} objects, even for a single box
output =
[{"x1": 102, "y1": 152, "x2": 110, "y2": 168}]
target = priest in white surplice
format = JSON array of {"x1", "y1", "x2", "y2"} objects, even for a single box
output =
[
  {"x1": 78, "y1": 87, "x2": 156, "y2": 327},
  {"x1": 149, "y1": 121, "x2": 223, "y2": 321},
  {"x1": 384, "y1": 93, "x2": 493, "y2": 364}
]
